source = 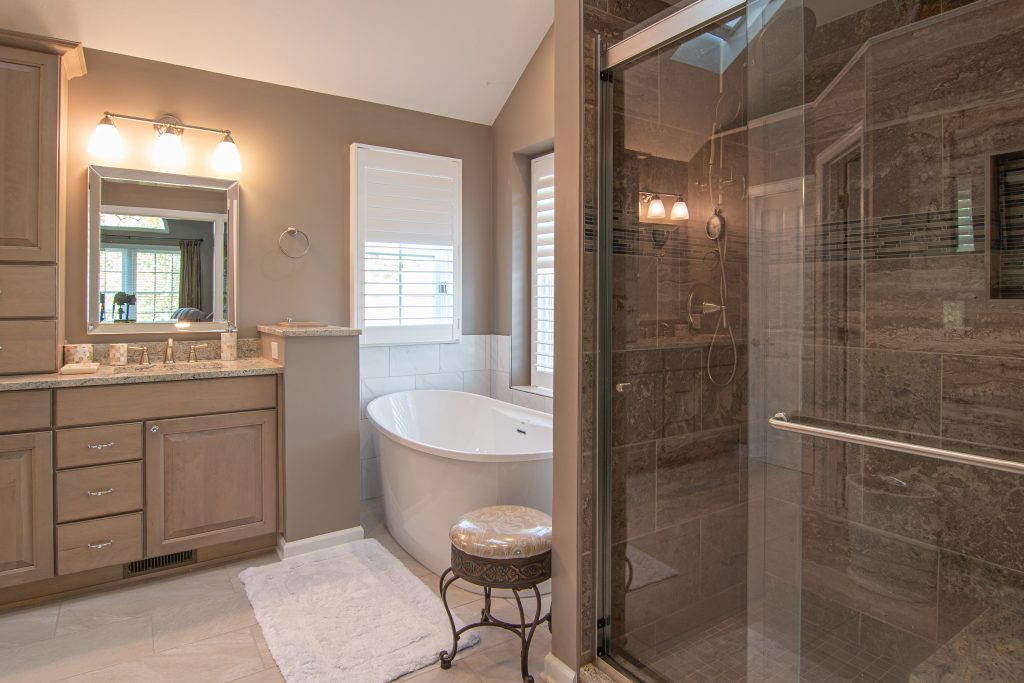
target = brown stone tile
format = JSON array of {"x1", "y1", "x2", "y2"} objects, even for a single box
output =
[
  {"x1": 942, "y1": 354, "x2": 1024, "y2": 451},
  {"x1": 938, "y1": 549, "x2": 1024, "y2": 642},
  {"x1": 611, "y1": 440, "x2": 657, "y2": 543},
  {"x1": 802, "y1": 511, "x2": 940, "y2": 640},
  {"x1": 847, "y1": 348, "x2": 942, "y2": 435},
  {"x1": 699, "y1": 503, "x2": 748, "y2": 596},
  {"x1": 656, "y1": 427, "x2": 743, "y2": 527}
]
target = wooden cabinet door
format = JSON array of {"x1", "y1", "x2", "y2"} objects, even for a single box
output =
[
  {"x1": 0, "y1": 45, "x2": 58, "y2": 263},
  {"x1": 145, "y1": 410, "x2": 277, "y2": 556},
  {"x1": 0, "y1": 432, "x2": 53, "y2": 588}
]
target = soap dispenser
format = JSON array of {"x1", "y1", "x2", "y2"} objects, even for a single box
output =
[{"x1": 221, "y1": 325, "x2": 238, "y2": 361}]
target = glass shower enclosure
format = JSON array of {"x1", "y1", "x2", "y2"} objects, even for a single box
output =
[{"x1": 593, "y1": 0, "x2": 1024, "y2": 680}]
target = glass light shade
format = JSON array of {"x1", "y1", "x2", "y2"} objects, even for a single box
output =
[
  {"x1": 648, "y1": 196, "x2": 666, "y2": 219},
  {"x1": 212, "y1": 134, "x2": 242, "y2": 173},
  {"x1": 174, "y1": 321, "x2": 192, "y2": 329},
  {"x1": 88, "y1": 117, "x2": 123, "y2": 160},
  {"x1": 153, "y1": 130, "x2": 186, "y2": 168},
  {"x1": 670, "y1": 200, "x2": 690, "y2": 220}
]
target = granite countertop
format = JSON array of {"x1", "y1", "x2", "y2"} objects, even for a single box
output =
[
  {"x1": 257, "y1": 324, "x2": 361, "y2": 337},
  {"x1": 0, "y1": 357, "x2": 283, "y2": 391}
]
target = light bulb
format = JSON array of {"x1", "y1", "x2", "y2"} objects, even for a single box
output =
[
  {"x1": 153, "y1": 129, "x2": 186, "y2": 168},
  {"x1": 648, "y1": 195, "x2": 666, "y2": 219},
  {"x1": 212, "y1": 133, "x2": 242, "y2": 173},
  {"x1": 670, "y1": 200, "x2": 690, "y2": 220},
  {"x1": 88, "y1": 115, "x2": 123, "y2": 160}
]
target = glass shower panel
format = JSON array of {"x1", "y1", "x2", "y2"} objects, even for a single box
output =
[
  {"x1": 599, "y1": 8, "x2": 769, "y2": 680},
  {"x1": 597, "y1": 0, "x2": 1024, "y2": 681}
]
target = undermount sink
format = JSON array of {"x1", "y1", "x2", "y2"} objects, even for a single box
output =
[{"x1": 113, "y1": 361, "x2": 226, "y2": 374}]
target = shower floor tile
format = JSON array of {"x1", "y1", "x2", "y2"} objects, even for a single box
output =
[{"x1": 643, "y1": 613, "x2": 909, "y2": 683}]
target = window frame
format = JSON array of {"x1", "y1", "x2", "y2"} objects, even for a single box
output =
[
  {"x1": 531, "y1": 152, "x2": 555, "y2": 390},
  {"x1": 350, "y1": 143, "x2": 463, "y2": 346}
]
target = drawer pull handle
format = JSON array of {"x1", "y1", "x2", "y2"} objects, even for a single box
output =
[
  {"x1": 87, "y1": 540, "x2": 114, "y2": 550},
  {"x1": 87, "y1": 442, "x2": 116, "y2": 450},
  {"x1": 86, "y1": 487, "x2": 114, "y2": 497}
]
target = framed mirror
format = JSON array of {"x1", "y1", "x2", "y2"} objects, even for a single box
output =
[{"x1": 87, "y1": 166, "x2": 238, "y2": 334}]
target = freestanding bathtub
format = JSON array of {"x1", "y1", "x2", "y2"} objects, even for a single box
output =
[{"x1": 367, "y1": 390, "x2": 553, "y2": 581}]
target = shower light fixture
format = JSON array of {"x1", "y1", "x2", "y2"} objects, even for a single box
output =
[
  {"x1": 640, "y1": 192, "x2": 689, "y2": 223},
  {"x1": 647, "y1": 195, "x2": 666, "y2": 219},
  {"x1": 87, "y1": 112, "x2": 242, "y2": 174},
  {"x1": 670, "y1": 199, "x2": 690, "y2": 221}
]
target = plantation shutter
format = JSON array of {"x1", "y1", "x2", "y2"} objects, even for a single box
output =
[{"x1": 531, "y1": 152, "x2": 554, "y2": 389}]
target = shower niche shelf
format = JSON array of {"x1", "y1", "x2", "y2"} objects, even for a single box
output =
[{"x1": 989, "y1": 150, "x2": 1024, "y2": 299}]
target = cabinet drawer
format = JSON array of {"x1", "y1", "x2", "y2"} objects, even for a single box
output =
[
  {"x1": 57, "y1": 513, "x2": 143, "y2": 575},
  {"x1": 56, "y1": 461, "x2": 143, "y2": 523},
  {"x1": 0, "y1": 320, "x2": 57, "y2": 374},
  {"x1": 0, "y1": 390, "x2": 50, "y2": 433},
  {"x1": 0, "y1": 265, "x2": 56, "y2": 318},
  {"x1": 56, "y1": 423, "x2": 142, "y2": 469},
  {"x1": 56, "y1": 375, "x2": 278, "y2": 427}
]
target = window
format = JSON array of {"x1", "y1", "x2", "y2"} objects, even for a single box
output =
[
  {"x1": 99, "y1": 246, "x2": 181, "y2": 322},
  {"x1": 531, "y1": 152, "x2": 555, "y2": 389},
  {"x1": 100, "y1": 213, "x2": 168, "y2": 232},
  {"x1": 352, "y1": 144, "x2": 462, "y2": 345}
]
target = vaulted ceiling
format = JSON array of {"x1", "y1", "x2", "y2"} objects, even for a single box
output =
[{"x1": 0, "y1": 0, "x2": 554, "y2": 125}]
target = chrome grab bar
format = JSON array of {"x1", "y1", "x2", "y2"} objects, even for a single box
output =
[{"x1": 769, "y1": 412, "x2": 1024, "y2": 476}]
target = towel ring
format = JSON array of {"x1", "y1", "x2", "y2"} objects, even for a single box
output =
[{"x1": 279, "y1": 226, "x2": 310, "y2": 258}]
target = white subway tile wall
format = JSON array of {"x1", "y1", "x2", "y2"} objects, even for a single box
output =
[{"x1": 357, "y1": 334, "x2": 551, "y2": 499}]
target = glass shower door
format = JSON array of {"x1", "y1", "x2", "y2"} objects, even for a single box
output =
[{"x1": 596, "y1": 0, "x2": 1024, "y2": 681}]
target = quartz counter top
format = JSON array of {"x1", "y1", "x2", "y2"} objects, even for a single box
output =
[
  {"x1": 0, "y1": 357, "x2": 283, "y2": 391},
  {"x1": 257, "y1": 324, "x2": 361, "y2": 337}
]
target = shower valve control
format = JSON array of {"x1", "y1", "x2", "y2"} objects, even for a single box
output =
[{"x1": 615, "y1": 382, "x2": 633, "y2": 393}]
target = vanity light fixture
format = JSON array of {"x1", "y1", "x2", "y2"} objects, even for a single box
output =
[
  {"x1": 87, "y1": 114, "x2": 124, "y2": 160},
  {"x1": 87, "y1": 112, "x2": 242, "y2": 174}
]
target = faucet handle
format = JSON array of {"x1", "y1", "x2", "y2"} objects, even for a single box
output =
[
  {"x1": 128, "y1": 346, "x2": 150, "y2": 365},
  {"x1": 188, "y1": 343, "x2": 210, "y2": 363}
]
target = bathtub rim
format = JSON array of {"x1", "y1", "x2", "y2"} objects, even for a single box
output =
[{"x1": 367, "y1": 389, "x2": 553, "y2": 463}]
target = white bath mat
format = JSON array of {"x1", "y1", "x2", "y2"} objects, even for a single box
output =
[{"x1": 239, "y1": 539, "x2": 478, "y2": 682}]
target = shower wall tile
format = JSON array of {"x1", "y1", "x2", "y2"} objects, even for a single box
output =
[
  {"x1": 389, "y1": 344, "x2": 440, "y2": 376},
  {"x1": 867, "y1": 117, "x2": 945, "y2": 218},
  {"x1": 702, "y1": 345, "x2": 748, "y2": 430},
  {"x1": 611, "y1": 441, "x2": 657, "y2": 544},
  {"x1": 656, "y1": 426, "x2": 743, "y2": 527},
  {"x1": 699, "y1": 503, "x2": 748, "y2": 596},
  {"x1": 942, "y1": 355, "x2": 1024, "y2": 450},
  {"x1": 863, "y1": 254, "x2": 1024, "y2": 358},
  {"x1": 848, "y1": 348, "x2": 942, "y2": 435},
  {"x1": 938, "y1": 549, "x2": 1024, "y2": 642},
  {"x1": 801, "y1": 511, "x2": 940, "y2": 640},
  {"x1": 611, "y1": 520, "x2": 701, "y2": 635}
]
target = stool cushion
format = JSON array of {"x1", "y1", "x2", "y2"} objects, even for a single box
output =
[{"x1": 449, "y1": 505, "x2": 552, "y2": 560}]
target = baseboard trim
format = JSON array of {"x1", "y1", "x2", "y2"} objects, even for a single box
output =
[
  {"x1": 543, "y1": 652, "x2": 577, "y2": 683},
  {"x1": 276, "y1": 526, "x2": 365, "y2": 559}
]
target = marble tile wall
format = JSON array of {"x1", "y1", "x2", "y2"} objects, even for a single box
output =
[{"x1": 357, "y1": 334, "x2": 552, "y2": 500}]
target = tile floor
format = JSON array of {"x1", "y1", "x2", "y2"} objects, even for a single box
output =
[{"x1": 0, "y1": 499, "x2": 551, "y2": 683}]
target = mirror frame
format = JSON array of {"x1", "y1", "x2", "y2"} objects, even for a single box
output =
[{"x1": 87, "y1": 165, "x2": 239, "y2": 335}]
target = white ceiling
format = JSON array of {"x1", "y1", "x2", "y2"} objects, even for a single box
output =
[{"x1": 0, "y1": 0, "x2": 553, "y2": 125}]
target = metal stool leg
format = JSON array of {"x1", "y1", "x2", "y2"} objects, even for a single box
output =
[{"x1": 438, "y1": 568, "x2": 460, "y2": 669}]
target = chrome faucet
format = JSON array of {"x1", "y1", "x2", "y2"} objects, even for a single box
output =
[
  {"x1": 188, "y1": 343, "x2": 209, "y2": 363},
  {"x1": 164, "y1": 338, "x2": 175, "y2": 364}
]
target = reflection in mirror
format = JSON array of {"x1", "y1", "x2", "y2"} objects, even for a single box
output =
[{"x1": 87, "y1": 166, "x2": 238, "y2": 334}]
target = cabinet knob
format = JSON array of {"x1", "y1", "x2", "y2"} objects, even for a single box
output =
[{"x1": 150, "y1": 426, "x2": 160, "y2": 433}]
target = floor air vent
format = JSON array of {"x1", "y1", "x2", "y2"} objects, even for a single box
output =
[{"x1": 124, "y1": 550, "x2": 197, "y2": 578}]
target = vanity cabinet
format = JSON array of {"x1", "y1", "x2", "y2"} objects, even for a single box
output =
[
  {"x1": 145, "y1": 410, "x2": 277, "y2": 556},
  {"x1": 0, "y1": 432, "x2": 54, "y2": 589},
  {"x1": 0, "y1": 30, "x2": 85, "y2": 375}
]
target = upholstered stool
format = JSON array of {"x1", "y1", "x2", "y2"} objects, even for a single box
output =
[{"x1": 438, "y1": 505, "x2": 552, "y2": 683}]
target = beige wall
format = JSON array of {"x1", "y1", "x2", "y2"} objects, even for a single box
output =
[
  {"x1": 65, "y1": 49, "x2": 494, "y2": 342},
  {"x1": 492, "y1": 26, "x2": 555, "y2": 345},
  {"x1": 552, "y1": 0, "x2": 582, "y2": 671}
]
